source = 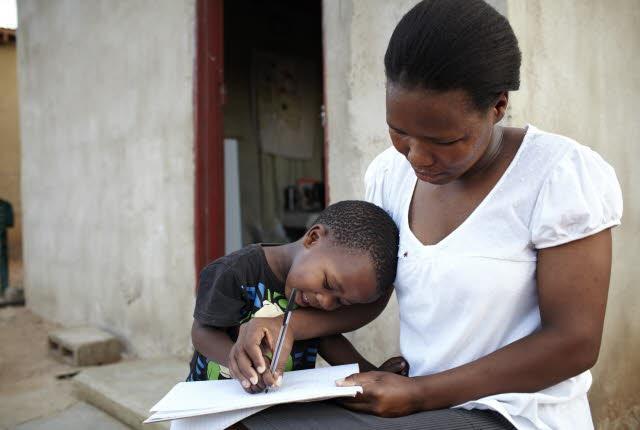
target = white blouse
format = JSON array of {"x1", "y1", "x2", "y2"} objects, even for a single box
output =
[{"x1": 364, "y1": 125, "x2": 623, "y2": 430}]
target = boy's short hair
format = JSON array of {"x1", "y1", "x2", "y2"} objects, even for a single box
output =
[{"x1": 313, "y1": 200, "x2": 399, "y2": 294}]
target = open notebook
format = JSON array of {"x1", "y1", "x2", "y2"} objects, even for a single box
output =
[{"x1": 144, "y1": 364, "x2": 362, "y2": 428}]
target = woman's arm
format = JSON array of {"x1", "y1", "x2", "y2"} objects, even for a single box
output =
[
  {"x1": 337, "y1": 229, "x2": 612, "y2": 416},
  {"x1": 227, "y1": 287, "x2": 393, "y2": 388}
]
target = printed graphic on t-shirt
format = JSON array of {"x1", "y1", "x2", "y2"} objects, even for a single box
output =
[{"x1": 188, "y1": 281, "x2": 319, "y2": 382}]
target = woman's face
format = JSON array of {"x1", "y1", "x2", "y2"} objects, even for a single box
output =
[{"x1": 386, "y1": 83, "x2": 503, "y2": 185}]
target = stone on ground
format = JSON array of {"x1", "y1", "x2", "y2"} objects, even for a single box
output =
[{"x1": 48, "y1": 327, "x2": 122, "y2": 366}]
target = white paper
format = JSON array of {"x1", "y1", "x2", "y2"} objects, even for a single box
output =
[
  {"x1": 145, "y1": 364, "x2": 361, "y2": 424},
  {"x1": 168, "y1": 407, "x2": 268, "y2": 430}
]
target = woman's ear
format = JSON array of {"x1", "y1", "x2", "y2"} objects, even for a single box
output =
[
  {"x1": 302, "y1": 224, "x2": 328, "y2": 248},
  {"x1": 492, "y1": 91, "x2": 509, "y2": 124}
]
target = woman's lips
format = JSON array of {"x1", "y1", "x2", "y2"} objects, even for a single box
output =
[{"x1": 414, "y1": 169, "x2": 443, "y2": 182}]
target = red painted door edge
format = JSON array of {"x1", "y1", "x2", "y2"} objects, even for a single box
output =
[{"x1": 194, "y1": 0, "x2": 225, "y2": 285}]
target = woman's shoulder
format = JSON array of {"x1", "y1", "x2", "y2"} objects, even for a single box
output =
[
  {"x1": 364, "y1": 147, "x2": 413, "y2": 217},
  {"x1": 522, "y1": 125, "x2": 610, "y2": 167},
  {"x1": 521, "y1": 125, "x2": 623, "y2": 248},
  {"x1": 365, "y1": 146, "x2": 408, "y2": 176},
  {"x1": 364, "y1": 146, "x2": 414, "y2": 190},
  {"x1": 512, "y1": 125, "x2": 618, "y2": 190}
]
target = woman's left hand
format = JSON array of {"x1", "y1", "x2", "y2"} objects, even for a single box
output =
[{"x1": 335, "y1": 371, "x2": 421, "y2": 417}]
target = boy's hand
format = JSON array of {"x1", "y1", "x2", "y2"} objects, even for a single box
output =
[
  {"x1": 228, "y1": 316, "x2": 294, "y2": 392},
  {"x1": 378, "y1": 356, "x2": 410, "y2": 376}
]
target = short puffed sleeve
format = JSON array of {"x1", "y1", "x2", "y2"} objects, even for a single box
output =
[
  {"x1": 364, "y1": 147, "x2": 396, "y2": 208},
  {"x1": 531, "y1": 144, "x2": 623, "y2": 249}
]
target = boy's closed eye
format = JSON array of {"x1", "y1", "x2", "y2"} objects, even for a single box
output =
[{"x1": 324, "y1": 275, "x2": 352, "y2": 307}]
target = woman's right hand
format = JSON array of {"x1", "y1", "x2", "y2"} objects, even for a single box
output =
[{"x1": 228, "y1": 316, "x2": 294, "y2": 392}]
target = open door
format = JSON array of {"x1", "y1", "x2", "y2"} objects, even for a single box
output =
[
  {"x1": 195, "y1": 0, "x2": 326, "y2": 282},
  {"x1": 194, "y1": 0, "x2": 225, "y2": 277}
]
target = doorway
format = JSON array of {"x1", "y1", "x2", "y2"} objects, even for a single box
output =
[
  {"x1": 224, "y1": 0, "x2": 325, "y2": 251},
  {"x1": 195, "y1": 0, "x2": 325, "y2": 272}
]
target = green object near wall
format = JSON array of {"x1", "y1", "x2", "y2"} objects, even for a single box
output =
[{"x1": 0, "y1": 199, "x2": 13, "y2": 294}]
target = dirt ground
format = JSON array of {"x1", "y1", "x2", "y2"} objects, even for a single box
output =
[
  {"x1": 0, "y1": 306, "x2": 79, "y2": 429},
  {"x1": 8, "y1": 258, "x2": 23, "y2": 289}
]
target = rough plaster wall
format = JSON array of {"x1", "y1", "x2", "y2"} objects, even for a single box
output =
[
  {"x1": 506, "y1": 1, "x2": 640, "y2": 427},
  {"x1": 17, "y1": 0, "x2": 197, "y2": 357},
  {"x1": 323, "y1": 0, "x2": 507, "y2": 365},
  {"x1": 0, "y1": 44, "x2": 22, "y2": 267}
]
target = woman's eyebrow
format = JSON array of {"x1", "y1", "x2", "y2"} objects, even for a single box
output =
[
  {"x1": 386, "y1": 122, "x2": 401, "y2": 130},
  {"x1": 387, "y1": 122, "x2": 460, "y2": 141}
]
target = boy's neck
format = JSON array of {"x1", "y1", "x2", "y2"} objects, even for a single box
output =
[{"x1": 262, "y1": 241, "x2": 300, "y2": 283}]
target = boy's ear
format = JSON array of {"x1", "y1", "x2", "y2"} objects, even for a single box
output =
[{"x1": 302, "y1": 224, "x2": 328, "y2": 248}]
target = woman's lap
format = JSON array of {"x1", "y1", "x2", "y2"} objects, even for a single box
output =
[{"x1": 240, "y1": 401, "x2": 515, "y2": 430}]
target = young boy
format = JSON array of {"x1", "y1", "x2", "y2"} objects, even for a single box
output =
[{"x1": 188, "y1": 200, "x2": 403, "y2": 392}]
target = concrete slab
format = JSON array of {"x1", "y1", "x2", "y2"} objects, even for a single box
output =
[
  {"x1": 74, "y1": 358, "x2": 187, "y2": 430},
  {"x1": 15, "y1": 402, "x2": 132, "y2": 430},
  {"x1": 48, "y1": 327, "x2": 121, "y2": 366}
]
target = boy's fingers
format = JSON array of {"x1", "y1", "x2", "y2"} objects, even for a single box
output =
[
  {"x1": 385, "y1": 360, "x2": 404, "y2": 374},
  {"x1": 236, "y1": 350, "x2": 259, "y2": 386},
  {"x1": 245, "y1": 329, "x2": 270, "y2": 374},
  {"x1": 262, "y1": 327, "x2": 275, "y2": 352},
  {"x1": 228, "y1": 357, "x2": 250, "y2": 389},
  {"x1": 379, "y1": 356, "x2": 409, "y2": 375},
  {"x1": 254, "y1": 376, "x2": 266, "y2": 392},
  {"x1": 262, "y1": 368, "x2": 278, "y2": 387}
]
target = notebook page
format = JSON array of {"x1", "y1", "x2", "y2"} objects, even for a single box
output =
[
  {"x1": 148, "y1": 364, "x2": 360, "y2": 418},
  {"x1": 168, "y1": 407, "x2": 268, "y2": 430}
]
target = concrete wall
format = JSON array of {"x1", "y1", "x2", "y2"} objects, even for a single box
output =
[
  {"x1": 0, "y1": 41, "x2": 22, "y2": 269},
  {"x1": 17, "y1": 0, "x2": 197, "y2": 357},
  {"x1": 506, "y1": 1, "x2": 640, "y2": 427}
]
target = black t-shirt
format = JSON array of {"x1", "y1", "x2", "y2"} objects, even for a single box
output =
[
  {"x1": 189, "y1": 244, "x2": 320, "y2": 381},
  {"x1": 194, "y1": 244, "x2": 287, "y2": 327}
]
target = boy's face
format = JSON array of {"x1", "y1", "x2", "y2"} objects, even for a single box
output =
[{"x1": 285, "y1": 226, "x2": 379, "y2": 311}]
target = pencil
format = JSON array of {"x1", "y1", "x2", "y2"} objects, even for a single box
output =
[{"x1": 265, "y1": 288, "x2": 297, "y2": 393}]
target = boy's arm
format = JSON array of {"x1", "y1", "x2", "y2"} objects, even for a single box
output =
[
  {"x1": 318, "y1": 334, "x2": 377, "y2": 372},
  {"x1": 192, "y1": 319, "x2": 267, "y2": 392},
  {"x1": 191, "y1": 320, "x2": 235, "y2": 367}
]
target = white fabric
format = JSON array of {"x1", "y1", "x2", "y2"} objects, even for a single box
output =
[{"x1": 364, "y1": 125, "x2": 623, "y2": 430}]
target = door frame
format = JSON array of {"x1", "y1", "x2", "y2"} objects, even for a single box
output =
[{"x1": 194, "y1": 0, "x2": 225, "y2": 278}]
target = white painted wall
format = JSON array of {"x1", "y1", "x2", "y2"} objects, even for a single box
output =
[{"x1": 17, "y1": 0, "x2": 197, "y2": 357}]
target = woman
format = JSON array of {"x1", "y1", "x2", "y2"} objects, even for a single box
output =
[{"x1": 229, "y1": 1, "x2": 623, "y2": 428}]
